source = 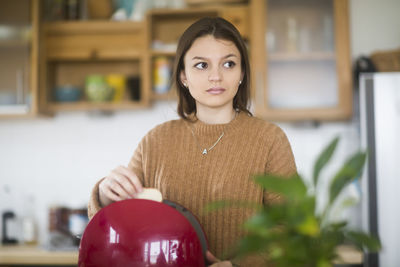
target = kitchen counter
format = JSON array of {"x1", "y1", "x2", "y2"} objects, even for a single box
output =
[
  {"x1": 0, "y1": 245, "x2": 78, "y2": 266},
  {"x1": 334, "y1": 245, "x2": 363, "y2": 265},
  {"x1": 0, "y1": 244, "x2": 362, "y2": 266}
]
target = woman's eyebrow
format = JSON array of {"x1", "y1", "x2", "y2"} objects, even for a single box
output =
[{"x1": 191, "y1": 54, "x2": 238, "y2": 60}]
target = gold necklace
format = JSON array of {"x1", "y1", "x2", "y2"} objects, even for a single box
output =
[
  {"x1": 189, "y1": 128, "x2": 225, "y2": 155},
  {"x1": 189, "y1": 112, "x2": 237, "y2": 155}
]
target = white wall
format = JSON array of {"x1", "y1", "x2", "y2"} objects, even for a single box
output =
[
  {"x1": 1, "y1": 0, "x2": 399, "y2": 245},
  {"x1": 0, "y1": 102, "x2": 179, "y2": 244},
  {"x1": 350, "y1": 0, "x2": 400, "y2": 59},
  {"x1": 0, "y1": 105, "x2": 360, "y2": 245}
]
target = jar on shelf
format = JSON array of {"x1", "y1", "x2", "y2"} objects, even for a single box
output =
[
  {"x1": 85, "y1": 75, "x2": 114, "y2": 102},
  {"x1": 105, "y1": 74, "x2": 126, "y2": 102},
  {"x1": 153, "y1": 56, "x2": 172, "y2": 94}
]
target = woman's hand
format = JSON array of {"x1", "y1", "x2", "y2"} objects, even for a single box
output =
[
  {"x1": 206, "y1": 251, "x2": 233, "y2": 267},
  {"x1": 98, "y1": 165, "x2": 143, "y2": 207}
]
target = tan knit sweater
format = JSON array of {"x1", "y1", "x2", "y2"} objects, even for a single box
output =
[{"x1": 88, "y1": 112, "x2": 296, "y2": 266}]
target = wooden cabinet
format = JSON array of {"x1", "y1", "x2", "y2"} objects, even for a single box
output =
[
  {"x1": 39, "y1": 3, "x2": 248, "y2": 112},
  {"x1": 250, "y1": 0, "x2": 352, "y2": 121},
  {"x1": 147, "y1": 5, "x2": 249, "y2": 101},
  {"x1": 1, "y1": 1, "x2": 354, "y2": 118},
  {"x1": 1, "y1": 2, "x2": 249, "y2": 116},
  {"x1": 40, "y1": 20, "x2": 150, "y2": 112},
  {"x1": 44, "y1": 22, "x2": 145, "y2": 60},
  {"x1": 0, "y1": 0, "x2": 39, "y2": 118}
]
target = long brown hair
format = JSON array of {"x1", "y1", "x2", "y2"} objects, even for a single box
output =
[{"x1": 172, "y1": 17, "x2": 252, "y2": 120}]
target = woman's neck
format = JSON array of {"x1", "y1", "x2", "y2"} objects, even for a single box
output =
[{"x1": 195, "y1": 107, "x2": 237, "y2": 124}]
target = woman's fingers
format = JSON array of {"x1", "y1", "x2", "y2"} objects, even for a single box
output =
[
  {"x1": 110, "y1": 167, "x2": 137, "y2": 198},
  {"x1": 206, "y1": 251, "x2": 220, "y2": 263},
  {"x1": 108, "y1": 177, "x2": 132, "y2": 199},
  {"x1": 100, "y1": 177, "x2": 127, "y2": 202},
  {"x1": 116, "y1": 165, "x2": 143, "y2": 194},
  {"x1": 206, "y1": 251, "x2": 232, "y2": 267},
  {"x1": 99, "y1": 165, "x2": 144, "y2": 207},
  {"x1": 100, "y1": 183, "x2": 122, "y2": 202},
  {"x1": 99, "y1": 179, "x2": 122, "y2": 206}
]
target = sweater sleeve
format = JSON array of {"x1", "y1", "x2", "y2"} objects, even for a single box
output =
[
  {"x1": 127, "y1": 137, "x2": 145, "y2": 184},
  {"x1": 87, "y1": 139, "x2": 145, "y2": 220},
  {"x1": 87, "y1": 177, "x2": 105, "y2": 220},
  {"x1": 263, "y1": 126, "x2": 297, "y2": 205}
]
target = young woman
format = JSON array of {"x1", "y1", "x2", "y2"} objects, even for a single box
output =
[{"x1": 88, "y1": 17, "x2": 296, "y2": 266}]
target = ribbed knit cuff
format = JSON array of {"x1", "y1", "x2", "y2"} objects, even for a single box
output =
[{"x1": 87, "y1": 177, "x2": 105, "y2": 220}]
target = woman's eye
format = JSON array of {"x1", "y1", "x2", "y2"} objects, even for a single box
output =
[
  {"x1": 194, "y1": 62, "x2": 208, "y2": 69},
  {"x1": 223, "y1": 61, "x2": 236, "y2": 68}
]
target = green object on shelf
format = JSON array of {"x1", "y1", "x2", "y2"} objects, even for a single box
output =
[{"x1": 85, "y1": 75, "x2": 114, "y2": 102}]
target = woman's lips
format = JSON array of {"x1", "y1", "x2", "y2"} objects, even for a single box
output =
[{"x1": 206, "y1": 87, "x2": 226, "y2": 95}]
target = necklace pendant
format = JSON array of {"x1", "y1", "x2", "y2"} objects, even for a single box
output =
[{"x1": 202, "y1": 149, "x2": 208, "y2": 155}]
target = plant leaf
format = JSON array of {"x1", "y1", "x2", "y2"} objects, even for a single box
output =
[
  {"x1": 254, "y1": 174, "x2": 307, "y2": 202},
  {"x1": 345, "y1": 231, "x2": 381, "y2": 252},
  {"x1": 328, "y1": 221, "x2": 348, "y2": 231},
  {"x1": 295, "y1": 215, "x2": 320, "y2": 237},
  {"x1": 234, "y1": 235, "x2": 270, "y2": 258},
  {"x1": 313, "y1": 137, "x2": 339, "y2": 187},
  {"x1": 317, "y1": 258, "x2": 332, "y2": 267},
  {"x1": 329, "y1": 152, "x2": 367, "y2": 205},
  {"x1": 244, "y1": 212, "x2": 275, "y2": 235}
]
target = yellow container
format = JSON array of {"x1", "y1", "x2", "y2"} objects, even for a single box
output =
[{"x1": 106, "y1": 74, "x2": 126, "y2": 102}]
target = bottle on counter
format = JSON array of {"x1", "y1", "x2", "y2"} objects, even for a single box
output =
[
  {"x1": 1, "y1": 185, "x2": 19, "y2": 245},
  {"x1": 22, "y1": 195, "x2": 37, "y2": 245},
  {"x1": 1, "y1": 211, "x2": 18, "y2": 245}
]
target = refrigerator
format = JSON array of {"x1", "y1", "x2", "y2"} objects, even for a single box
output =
[{"x1": 359, "y1": 72, "x2": 400, "y2": 267}]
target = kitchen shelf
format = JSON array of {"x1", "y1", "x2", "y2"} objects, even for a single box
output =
[
  {"x1": 0, "y1": 39, "x2": 31, "y2": 47},
  {"x1": 46, "y1": 49, "x2": 144, "y2": 61},
  {"x1": 43, "y1": 20, "x2": 145, "y2": 34},
  {"x1": 43, "y1": 21, "x2": 145, "y2": 61},
  {"x1": 268, "y1": 52, "x2": 336, "y2": 62},
  {"x1": 152, "y1": 90, "x2": 177, "y2": 101},
  {"x1": 40, "y1": 18, "x2": 150, "y2": 113},
  {"x1": 47, "y1": 101, "x2": 147, "y2": 112},
  {"x1": 151, "y1": 50, "x2": 177, "y2": 57}
]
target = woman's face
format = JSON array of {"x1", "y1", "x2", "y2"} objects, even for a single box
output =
[{"x1": 180, "y1": 35, "x2": 243, "y2": 113}]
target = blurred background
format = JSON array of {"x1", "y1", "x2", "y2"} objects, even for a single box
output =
[{"x1": 0, "y1": 0, "x2": 399, "y2": 266}]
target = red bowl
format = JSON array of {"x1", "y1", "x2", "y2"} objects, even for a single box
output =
[{"x1": 78, "y1": 199, "x2": 208, "y2": 267}]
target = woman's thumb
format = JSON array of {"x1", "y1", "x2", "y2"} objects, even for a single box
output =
[{"x1": 206, "y1": 250, "x2": 220, "y2": 263}]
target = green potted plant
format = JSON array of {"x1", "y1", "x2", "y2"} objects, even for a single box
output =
[{"x1": 210, "y1": 137, "x2": 381, "y2": 267}]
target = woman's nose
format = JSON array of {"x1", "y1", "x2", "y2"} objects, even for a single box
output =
[{"x1": 208, "y1": 67, "x2": 222, "y2": 82}]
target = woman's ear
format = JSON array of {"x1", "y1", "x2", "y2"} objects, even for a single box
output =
[{"x1": 180, "y1": 71, "x2": 187, "y2": 87}]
